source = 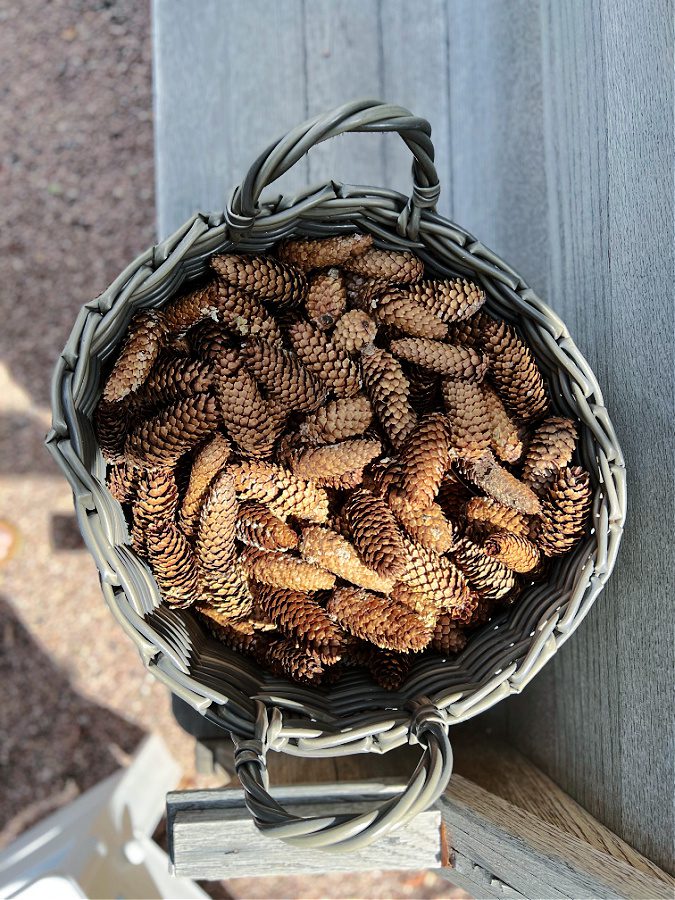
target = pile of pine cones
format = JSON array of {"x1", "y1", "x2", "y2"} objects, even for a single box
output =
[{"x1": 95, "y1": 234, "x2": 592, "y2": 690}]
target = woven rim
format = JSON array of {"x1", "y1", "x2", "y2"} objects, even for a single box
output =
[{"x1": 47, "y1": 101, "x2": 626, "y2": 763}]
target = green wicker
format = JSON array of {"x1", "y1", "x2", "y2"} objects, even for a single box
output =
[{"x1": 47, "y1": 99, "x2": 626, "y2": 851}]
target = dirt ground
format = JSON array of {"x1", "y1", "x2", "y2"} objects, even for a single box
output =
[{"x1": 0, "y1": 1, "x2": 464, "y2": 897}]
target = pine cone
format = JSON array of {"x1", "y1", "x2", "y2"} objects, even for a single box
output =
[
  {"x1": 342, "y1": 248, "x2": 424, "y2": 283},
  {"x1": 390, "y1": 338, "x2": 487, "y2": 380},
  {"x1": 482, "y1": 385, "x2": 524, "y2": 463},
  {"x1": 364, "y1": 458, "x2": 404, "y2": 497},
  {"x1": 464, "y1": 496, "x2": 532, "y2": 538},
  {"x1": 304, "y1": 268, "x2": 348, "y2": 329},
  {"x1": 330, "y1": 587, "x2": 431, "y2": 652},
  {"x1": 240, "y1": 547, "x2": 336, "y2": 591},
  {"x1": 401, "y1": 279, "x2": 486, "y2": 323},
  {"x1": 214, "y1": 281, "x2": 285, "y2": 345},
  {"x1": 260, "y1": 637, "x2": 325, "y2": 684},
  {"x1": 431, "y1": 614, "x2": 468, "y2": 655},
  {"x1": 95, "y1": 399, "x2": 131, "y2": 463},
  {"x1": 254, "y1": 584, "x2": 343, "y2": 662},
  {"x1": 195, "y1": 470, "x2": 238, "y2": 571},
  {"x1": 146, "y1": 520, "x2": 199, "y2": 607},
  {"x1": 126, "y1": 393, "x2": 220, "y2": 467},
  {"x1": 162, "y1": 283, "x2": 219, "y2": 334},
  {"x1": 131, "y1": 469, "x2": 178, "y2": 554},
  {"x1": 398, "y1": 538, "x2": 476, "y2": 623},
  {"x1": 483, "y1": 531, "x2": 540, "y2": 573},
  {"x1": 442, "y1": 380, "x2": 492, "y2": 459},
  {"x1": 372, "y1": 290, "x2": 447, "y2": 339},
  {"x1": 102, "y1": 309, "x2": 166, "y2": 402},
  {"x1": 332, "y1": 309, "x2": 378, "y2": 354},
  {"x1": 242, "y1": 339, "x2": 326, "y2": 412},
  {"x1": 186, "y1": 320, "x2": 234, "y2": 361},
  {"x1": 367, "y1": 649, "x2": 411, "y2": 690},
  {"x1": 482, "y1": 321, "x2": 549, "y2": 422},
  {"x1": 300, "y1": 525, "x2": 395, "y2": 594},
  {"x1": 536, "y1": 466, "x2": 592, "y2": 556},
  {"x1": 211, "y1": 253, "x2": 307, "y2": 305},
  {"x1": 277, "y1": 233, "x2": 373, "y2": 270},
  {"x1": 179, "y1": 433, "x2": 232, "y2": 538},
  {"x1": 343, "y1": 489, "x2": 407, "y2": 579},
  {"x1": 459, "y1": 451, "x2": 542, "y2": 515},
  {"x1": 446, "y1": 311, "x2": 496, "y2": 349},
  {"x1": 451, "y1": 537, "x2": 517, "y2": 601},
  {"x1": 436, "y1": 472, "x2": 473, "y2": 525},
  {"x1": 288, "y1": 321, "x2": 361, "y2": 398},
  {"x1": 299, "y1": 396, "x2": 373, "y2": 444},
  {"x1": 236, "y1": 502, "x2": 298, "y2": 551},
  {"x1": 405, "y1": 365, "x2": 440, "y2": 415},
  {"x1": 397, "y1": 413, "x2": 451, "y2": 507},
  {"x1": 290, "y1": 438, "x2": 381, "y2": 482},
  {"x1": 197, "y1": 608, "x2": 264, "y2": 654},
  {"x1": 216, "y1": 359, "x2": 285, "y2": 457},
  {"x1": 107, "y1": 462, "x2": 139, "y2": 504},
  {"x1": 344, "y1": 272, "x2": 388, "y2": 309},
  {"x1": 199, "y1": 564, "x2": 255, "y2": 618},
  {"x1": 131, "y1": 355, "x2": 213, "y2": 415},
  {"x1": 387, "y1": 492, "x2": 455, "y2": 554},
  {"x1": 522, "y1": 417, "x2": 578, "y2": 493},
  {"x1": 228, "y1": 461, "x2": 329, "y2": 523},
  {"x1": 360, "y1": 344, "x2": 416, "y2": 449}
]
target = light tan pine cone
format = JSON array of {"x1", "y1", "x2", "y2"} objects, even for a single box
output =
[
  {"x1": 277, "y1": 233, "x2": 373, "y2": 271},
  {"x1": 482, "y1": 320, "x2": 549, "y2": 422},
  {"x1": 161, "y1": 283, "x2": 219, "y2": 334},
  {"x1": 131, "y1": 469, "x2": 178, "y2": 554},
  {"x1": 536, "y1": 466, "x2": 592, "y2": 557},
  {"x1": 401, "y1": 279, "x2": 486, "y2": 323},
  {"x1": 482, "y1": 385, "x2": 524, "y2": 463},
  {"x1": 397, "y1": 538, "x2": 476, "y2": 624},
  {"x1": 228, "y1": 460, "x2": 329, "y2": 523},
  {"x1": 397, "y1": 413, "x2": 451, "y2": 508},
  {"x1": 195, "y1": 470, "x2": 238, "y2": 572},
  {"x1": 146, "y1": 520, "x2": 199, "y2": 607},
  {"x1": 236, "y1": 502, "x2": 299, "y2": 551},
  {"x1": 367, "y1": 649, "x2": 412, "y2": 691},
  {"x1": 102, "y1": 309, "x2": 166, "y2": 402},
  {"x1": 242, "y1": 339, "x2": 326, "y2": 412},
  {"x1": 299, "y1": 395, "x2": 373, "y2": 444},
  {"x1": 387, "y1": 491, "x2": 455, "y2": 554},
  {"x1": 107, "y1": 462, "x2": 139, "y2": 504},
  {"x1": 483, "y1": 531, "x2": 540, "y2": 573},
  {"x1": 464, "y1": 496, "x2": 532, "y2": 538},
  {"x1": 214, "y1": 281, "x2": 285, "y2": 345},
  {"x1": 216, "y1": 357, "x2": 285, "y2": 457},
  {"x1": 288, "y1": 321, "x2": 361, "y2": 398},
  {"x1": 342, "y1": 247, "x2": 424, "y2": 283},
  {"x1": 332, "y1": 309, "x2": 379, "y2": 355},
  {"x1": 442, "y1": 379, "x2": 492, "y2": 459},
  {"x1": 126, "y1": 393, "x2": 220, "y2": 467},
  {"x1": 304, "y1": 268, "x2": 348, "y2": 329},
  {"x1": 290, "y1": 438, "x2": 381, "y2": 482},
  {"x1": 179, "y1": 433, "x2": 232, "y2": 538},
  {"x1": 459, "y1": 451, "x2": 542, "y2": 515},
  {"x1": 260, "y1": 636, "x2": 325, "y2": 684},
  {"x1": 431, "y1": 615, "x2": 468, "y2": 655},
  {"x1": 95, "y1": 399, "x2": 131, "y2": 463},
  {"x1": 300, "y1": 525, "x2": 395, "y2": 594},
  {"x1": 254, "y1": 584, "x2": 344, "y2": 662},
  {"x1": 240, "y1": 547, "x2": 336, "y2": 591},
  {"x1": 130, "y1": 355, "x2": 213, "y2": 415},
  {"x1": 199, "y1": 564, "x2": 255, "y2": 618},
  {"x1": 450, "y1": 537, "x2": 517, "y2": 601},
  {"x1": 522, "y1": 416, "x2": 578, "y2": 493},
  {"x1": 390, "y1": 337, "x2": 488, "y2": 380},
  {"x1": 360, "y1": 344, "x2": 416, "y2": 449},
  {"x1": 372, "y1": 290, "x2": 448, "y2": 339},
  {"x1": 343, "y1": 488, "x2": 407, "y2": 580},
  {"x1": 211, "y1": 253, "x2": 307, "y2": 305},
  {"x1": 326, "y1": 587, "x2": 430, "y2": 652}
]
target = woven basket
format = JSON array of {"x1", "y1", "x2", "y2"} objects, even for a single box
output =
[{"x1": 48, "y1": 99, "x2": 626, "y2": 852}]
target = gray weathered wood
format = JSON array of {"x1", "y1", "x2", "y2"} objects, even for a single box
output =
[{"x1": 153, "y1": 0, "x2": 674, "y2": 872}]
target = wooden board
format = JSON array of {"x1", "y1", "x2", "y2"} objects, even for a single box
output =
[{"x1": 153, "y1": 0, "x2": 674, "y2": 872}]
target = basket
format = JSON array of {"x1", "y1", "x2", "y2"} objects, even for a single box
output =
[{"x1": 47, "y1": 99, "x2": 626, "y2": 852}]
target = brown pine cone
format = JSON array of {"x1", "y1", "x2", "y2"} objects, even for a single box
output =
[
  {"x1": 360, "y1": 344, "x2": 416, "y2": 449},
  {"x1": 199, "y1": 565, "x2": 255, "y2": 618},
  {"x1": 186, "y1": 320, "x2": 234, "y2": 361},
  {"x1": 228, "y1": 460, "x2": 330, "y2": 523},
  {"x1": 402, "y1": 279, "x2": 486, "y2": 323},
  {"x1": 236, "y1": 502, "x2": 298, "y2": 551},
  {"x1": 397, "y1": 413, "x2": 451, "y2": 507},
  {"x1": 299, "y1": 396, "x2": 373, "y2": 444},
  {"x1": 442, "y1": 380, "x2": 492, "y2": 459},
  {"x1": 211, "y1": 253, "x2": 307, "y2": 305},
  {"x1": 536, "y1": 466, "x2": 592, "y2": 557},
  {"x1": 304, "y1": 268, "x2": 348, "y2": 329},
  {"x1": 327, "y1": 587, "x2": 430, "y2": 651},
  {"x1": 254, "y1": 584, "x2": 344, "y2": 662},
  {"x1": 390, "y1": 338, "x2": 488, "y2": 380},
  {"x1": 364, "y1": 458, "x2": 404, "y2": 497},
  {"x1": 197, "y1": 608, "x2": 264, "y2": 654},
  {"x1": 290, "y1": 438, "x2": 381, "y2": 482},
  {"x1": 344, "y1": 272, "x2": 388, "y2": 308},
  {"x1": 179, "y1": 433, "x2": 232, "y2": 538},
  {"x1": 216, "y1": 359, "x2": 285, "y2": 457},
  {"x1": 162, "y1": 283, "x2": 219, "y2": 334},
  {"x1": 242, "y1": 338, "x2": 326, "y2": 412},
  {"x1": 260, "y1": 636, "x2": 325, "y2": 684},
  {"x1": 405, "y1": 365, "x2": 440, "y2": 415},
  {"x1": 459, "y1": 451, "x2": 542, "y2": 515},
  {"x1": 464, "y1": 496, "x2": 532, "y2": 538},
  {"x1": 195, "y1": 470, "x2": 238, "y2": 572},
  {"x1": 398, "y1": 538, "x2": 476, "y2": 623},
  {"x1": 450, "y1": 537, "x2": 517, "y2": 601},
  {"x1": 240, "y1": 547, "x2": 336, "y2": 591},
  {"x1": 387, "y1": 492, "x2": 455, "y2": 554},
  {"x1": 372, "y1": 290, "x2": 448, "y2": 339},
  {"x1": 367, "y1": 649, "x2": 412, "y2": 691},
  {"x1": 431, "y1": 614, "x2": 468, "y2": 655},
  {"x1": 482, "y1": 321, "x2": 549, "y2": 422},
  {"x1": 126, "y1": 393, "x2": 220, "y2": 467},
  {"x1": 482, "y1": 385, "x2": 524, "y2": 463},
  {"x1": 522, "y1": 416, "x2": 578, "y2": 493},
  {"x1": 131, "y1": 469, "x2": 178, "y2": 554},
  {"x1": 288, "y1": 321, "x2": 361, "y2": 398},
  {"x1": 446, "y1": 311, "x2": 496, "y2": 349},
  {"x1": 95, "y1": 399, "x2": 131, "y2": 463},
  {"x1": 300, "y1": 525, "x2": 395, "y2": 593},
  {"x1": 483, "y1": 532, "x2": 540, "y2": 573},
  {"x1": 146, "y1": 520, "x2": 199, "y2": 607},
  {"x1": 277, "y1": 233, "x2": 373, "y2": 271},
  {"x1": 343, "y1": 489, "x2": 407, "y2": 579},
  {"x1": 107, "y1": 462, "x2": 139, "y2": 504},
  {"x1": 342, "y1": 247, "x2": 424, "y2": 283},
  {"x1": 213, "y1": 282, "x2": 285, "y2": 345},
  {"x1": 102, "y1": 309, "x2": 166, "y2": 402},
  {"x1": 332, "y1": 309, "x2": 379, "y2": 355},
  {"x1": 436, "y1": 471, "x2": 473, "y2": 525},
  {"x1": 130, "y1": 355, "x2": 213, "y2": 415}
]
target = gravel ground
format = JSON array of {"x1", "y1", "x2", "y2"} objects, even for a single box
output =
[{"x1": 0, "y1": 2, "x2": 465, "y2": 896}]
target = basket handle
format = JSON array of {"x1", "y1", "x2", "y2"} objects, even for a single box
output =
[
  {"x1": 226, "y1": 98, "x2": 441, "y2": 241},
  {"x1": 232, "y1": 700, "x2": 453, "y2": 852}
]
